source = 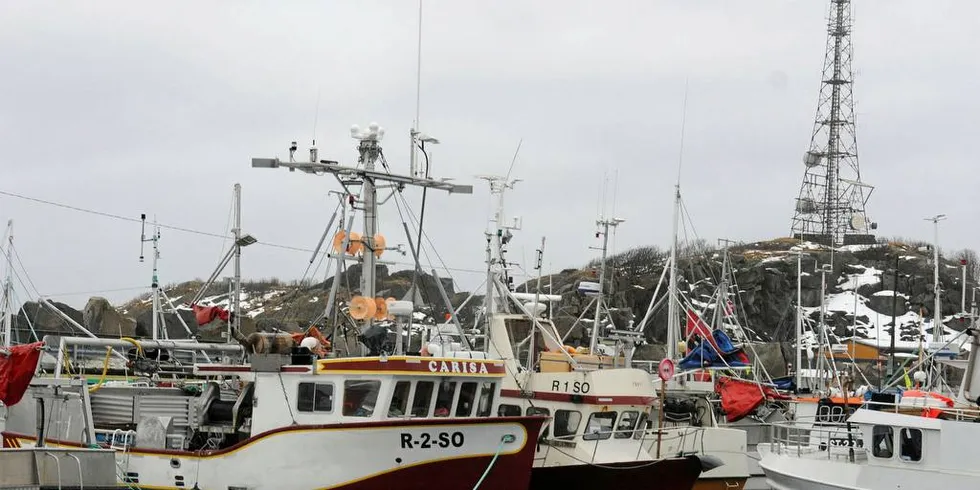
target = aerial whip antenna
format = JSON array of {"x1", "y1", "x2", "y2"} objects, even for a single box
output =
[
  {"x1": 409, "y1": 0, "x2": 424, "y2": 177},
  {"x1": 503, "y1": 139, "x2": 523, "y2": 182},
  {"x1": 139, "y1": 213, "x2": 147, "y2": 262},
  {"x1": 675, "y1": 77, "x2": 689, "y2": 186},
  {"x1": 312, "y1": 87, "x2": 321, "y2": 147}
]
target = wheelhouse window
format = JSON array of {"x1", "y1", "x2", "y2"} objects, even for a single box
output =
[
  {"x1": 411, "y1": 381, "x2": 435, "y2": 417},
  {"x1": 388, "y1": 381, "x2": 411, "y2": 417},
  {"x1": 899, "y1": 428, "x2": 922, "y2": 462},
  {"x1": 633, "y1": 412, "x2": 649, "y2": 440},
  {"x1": 297, "y1": 382, "x2": 334, "y2": 413},
  {"x1": 553, "y1": 409, "x2": 581, "y2": 439},
  {"x1": 583, "y1": 412, "x2": 618, "y2": 441},
  {"x1": 476, "y1": 382, "x2": 496, "y2": 417},
  {"x1": 434, "y1": 380, "x2": 457, "y2": 417},
  {"x1": 498, "y1": 404, "x2": 521, "y2": 417},
  {"x1": 527, "y1": 407, "x2": 551, "y2": 438},
  {"x1": 343, "y1": 380, "x2": 381, "y2": 417},
  {"x1": 871, "y1": 425, "x2": 894, "y2": 459},
  {"x1": 615, "y1": 411, "x2": 640, "y2": 439},
  {"x1": 456, "y1": 382, "x2": 478, "y2": 417}
]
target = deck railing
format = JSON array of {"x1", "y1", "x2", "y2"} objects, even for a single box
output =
[{"x1": 768, "y1": 421, "x2": 865, "y2": 462}]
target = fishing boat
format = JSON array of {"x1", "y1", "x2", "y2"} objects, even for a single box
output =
[
  {"x1": 426, "y1": 176, "x2": 707, "y2": 490},
  {"x1": 3, "y1": 339, "x2": 544, "y2": 490},
  {"x1": 1, "y1": 121, "x2": 546, "y2": 490},
  {"x1": 628, "y1": 185, "x2": 766, "y2": 490},
  {"x1": 757, "y1": 326, "x2": 980, "y2": 489}
]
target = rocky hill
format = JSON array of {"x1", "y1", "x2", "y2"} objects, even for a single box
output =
[
  {"x1": 9, "y1": 238, "x2": 976, "y2": 374},
  {"x1": 543, "y1": 238, "x2": 974, "y2": 343},
  {"x1": 7, "y1": 264, "x2": 458, "y2": 347}
]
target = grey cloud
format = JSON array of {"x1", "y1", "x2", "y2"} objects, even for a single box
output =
[{"x1": 0, "y1": 0, "x2": 977, "y2": 308}]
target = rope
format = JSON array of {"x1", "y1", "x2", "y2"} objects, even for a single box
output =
[
  {"x1": 88, "y1": 347, "x2": 113, "y2": 393},
  {"x1": 277, "y1": 372, "x2": 298, "y2": 425},
  {"x1": 545, "y1": 442, "x2": 670, "y2": 469},
  {"x1": 120, "y1": 337, "x2": 143, "y2": 356},
  {"x1": 472, "y1": 434, "x2": 515, "y2": 490},
  {"x1": 61, "y1": 347, "x2": 75, "y2": 376}
]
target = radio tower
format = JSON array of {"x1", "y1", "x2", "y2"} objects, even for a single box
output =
[{"x1": 791, "y1": 0, "x2": 875, "y2": 246}]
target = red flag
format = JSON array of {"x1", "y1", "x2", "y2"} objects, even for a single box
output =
[
  {"x1": 0, "y1": 341, "x2": 44, "y2": 406},
  {"x1": 191, "y1": 304, "x2": 231, "y2": 326},
  {"x1": 686, "y1": 310, "x2": 720, "y2": 351},
  {"x1": 724, "y1": 300, "x2": 735, "y2": 316}
]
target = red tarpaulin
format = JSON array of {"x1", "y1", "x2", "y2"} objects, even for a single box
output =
[
  {"x1": 715, "y1": 376, "x2": 791, "y2": 423},
  {"x1": 0, "y1": 341, "x2": 44, "y2": 406},
  {"x1": 191, "y1": 304, "x2": 231, "y2": 326},
  {"x1": 290, "y1": 326, "x2": 331, "y2": 357}
]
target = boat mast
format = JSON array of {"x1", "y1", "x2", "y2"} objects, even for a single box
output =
[
  {"x1": 589, "y1": 217, "x2": 623, "y2": 353},
  {"x1": 481, "y1": 175, "x2": 520, "y2": 316},
  {"x1": 666, "y1": 184, "x2": 681, "y2": 361},
  {"x1": 252, "y1": 122, "x2": 472, "y2": 347},
  {"x1": 926, "y1": 214, "x2": 946, "y2": 391},
  {"x1": 232, "y1": 183, "x2": 243, "y2": 340},
  {"x1": 815, "y1": 261, "x2": 830, "y2": 391},
  {"x1": 2, "y1": 220, "x2": 13, "y2": 348},
  {"x1": 715, "y1": 238, "x2": 734, "y2": 332},
  {"x1": 359, "y1": 133, "x2": 381, "y2": 328},
  {"x1": 140, "y1": 215, "x2": 163, "y2": 341},
  {"x1": 529, "y1": 236, "x2": 545, "y2": 368},
  {"x1": 796, "y1": 250, "x2": 803, "y2": 390},
  {"x1": 927, "y1": 214, "x2": 946, "y2": 343}
]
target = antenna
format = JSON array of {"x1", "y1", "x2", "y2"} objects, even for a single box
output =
[
  {"x1": 414, "y1": 0, "x2": 423, "y2": 129},
  {"x1": 312, "y1": 87, "x2": 322, "y2": 146},
  {"x1": 791, "y1": 0, "x2": 875, "y2": 246},
  {"x1": 676, "y1": 77, "x2": 689, "y2": 186},
  {"x1": 309, "y1": 88, "x2": 321, "y2": 164},
  {"x1": 503, "y1": 139, "x2": 523, "y2": 182},
  {"x1": 409, "y1": 0, "x2": 424, "y2": 177},
  {"x1": 139, "y1": 213, "x2": 147, "y2": 262}
]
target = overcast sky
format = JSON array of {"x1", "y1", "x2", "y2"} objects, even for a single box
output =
[{"x1": 1, "y1": 1, "x2": 977, "y2": 309}]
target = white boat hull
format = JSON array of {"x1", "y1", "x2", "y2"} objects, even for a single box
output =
[
  {"x1": 6, "y1": 417, "x2": 540, "y2": 490},
  {"x1": 758, "y1": 443, "x2": 979, "y2": 490}
]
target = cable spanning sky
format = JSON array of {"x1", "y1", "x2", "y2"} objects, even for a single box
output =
[{"x1": 1, "y1": 1, "x2": 977, "y2": 308}]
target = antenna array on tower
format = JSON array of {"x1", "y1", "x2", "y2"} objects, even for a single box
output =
[{"x1": 791, "y1": 0, "x2": 876, "y2": 246}]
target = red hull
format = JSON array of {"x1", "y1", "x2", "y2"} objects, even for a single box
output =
[
  {"x1": 529, "y1": 455, "x2": 703, "y2": 490},
  {"x1": 336, "y1": 452, "x2": 534, "y2": 490}
]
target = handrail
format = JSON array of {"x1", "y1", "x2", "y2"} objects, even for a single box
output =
[
  {"x1": 42, "y1": 451, "x2": 63, "y2": 490},
  {"x1": 768, "y1": 421, "x2": 865, "y2": 462},
  {"x1": 65, "y1": 452, "x2": 84, "y2": 490}
]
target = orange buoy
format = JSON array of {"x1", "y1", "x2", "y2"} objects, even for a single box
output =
[
  {"x1": 373, "y1": 234, "x2": 386, "y2": 257},
  {"x1": 331, "y1": 231, "x2": 347, "y2": 253},
  {"x1": 347, "y1": 232, "x2": 363, "y2": 255},
  {"x1": 374, "y1": 297, "x2": 389, "y2": 321},
  {"x1": 349, "y1": 296, "x2": 376, "y2": 320}
]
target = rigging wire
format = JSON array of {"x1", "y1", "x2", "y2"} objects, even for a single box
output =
[
  {"x1": 40, "y1": 286, "x2": 150, "y2": 298},
  {"x1": 12, "y1": 244, "x2": 41, "y2": 297},
  {"x1": 0, "y1": 188, "x2": 484, "y2": 275},
  {"x1": 216, "y1": 190, "x2": 236, "y2": 265},
  {"x1": 0, "y1": 189, "x2": 309, "y2": 253}
]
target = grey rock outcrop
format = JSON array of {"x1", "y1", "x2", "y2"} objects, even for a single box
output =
[{"x1": 84, "y1": 297, "x2": 136, "y2": 337}]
